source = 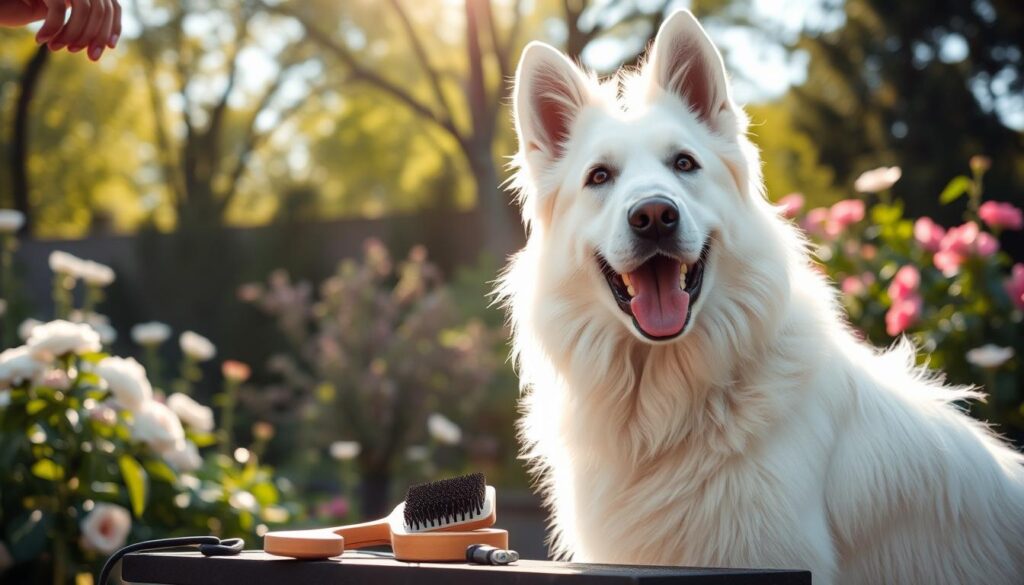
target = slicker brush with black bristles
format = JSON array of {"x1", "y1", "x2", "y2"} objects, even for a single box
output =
[{"x1": 402, "y1": 473, "x2": 495, "y2": 532}]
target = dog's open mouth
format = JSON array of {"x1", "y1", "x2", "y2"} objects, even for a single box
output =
[{"x1": 598, "y1": 243, "x2": 709, "y2": 340}]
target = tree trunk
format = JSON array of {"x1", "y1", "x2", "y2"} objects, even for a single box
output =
[
  {"x1": 9, "y1": 46, "x2": 49, "y2": 236},
  {"x1": 358, "y1": 467, "x2": 393, "y2": 519},
  {"x1": 466, "y1": 146, "x2": 523, "y2": 259}
]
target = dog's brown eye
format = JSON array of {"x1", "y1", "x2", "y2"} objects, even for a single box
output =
[
  {"x1": 675, "y1": 154, "x2": 699, "y2": 173},
  {"x1": 587, "y1": 166, "x2": 611, "y2": 186}
]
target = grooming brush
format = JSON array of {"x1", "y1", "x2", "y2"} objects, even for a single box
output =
[{"x1": 264, "y1": 472, "x2": 508, "y2": 561}]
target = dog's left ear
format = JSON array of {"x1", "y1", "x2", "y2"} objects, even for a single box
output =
[{"x1": 647, "y1": 10, "x2": 738, "y2": 135}]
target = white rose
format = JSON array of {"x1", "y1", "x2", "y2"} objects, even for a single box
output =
[
  {"x1": 48, "y1": 251, "x2": 86, "y2": 278},
  {"x1": 80, "y1": 503, "x2": 131, "y2": 555},
  {"x1": 163, "y1": 440, "x2": 202, "y2": 472},
  {"x1": 0, "y1": 346, "x2": 47, "y2": 388},
  {"x1": 966, "y1": 344, "x2": 1014, "y2": 369},
  {"x1": 79, "y1": 260, "x2": 116, "y2": 287},
  {"x1": 131, "y1": 400, "x2": 185, "y2": 453},
  {"x1": 166, "y1": 393, "x2": 214, "y2": 432},
  {"x1": 26, "y1": 320, "x2": 102, "y2": 361},
  {"x1": 95, "y1": 357, "x2": 153, "y2": 412},
  {"x1": 329, "y1": 441, "x2": 361, "y2": 461},
  {"x1": 179, "y1": 331, "x2": 216, "y2": 362},
  {"x1": 68, "y1": 311, "x2": 116, "y2": 346},
  {"x1": 0, "y1": 209, "x2": 25, "y2": 234},
  {"x1": 853, "y1": 166, "x2": 902, "y2": 193},
  {"x1": 18, "y1": 318, "x2": 41, "y2": 341},
  {"x1": 131, "y1": 322, "x2": 171, "y2": 346},
  {"x1": 405, "y1": 445, "x2": 429, "y2": 462},
  {"x1": 427, "y1": 413, "x2": 462, "y2": 445}
]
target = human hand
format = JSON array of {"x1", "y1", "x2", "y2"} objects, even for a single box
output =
[{"x1": 0, "y1": 0, "x2": 121, "y2": 61}]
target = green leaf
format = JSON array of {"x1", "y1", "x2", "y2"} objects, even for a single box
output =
[
  {"x1": 144, "y1": 459, "x2": 178, "y2": 484},
  {"x1": 118, "y1": 455, "x2": 148, "y2": 517},
  {"x1": 30, "y1": 459, "x2": 64, "y2": 481},
  {"x1": 25, "y1": 400, "x2": 48, "y2": 416},
  {"x1": 939, "y1": 176, "x2": 972, "y2": 204},
  {"x1": 190, "y1": 432, "x2": 217, "y2": 448}
]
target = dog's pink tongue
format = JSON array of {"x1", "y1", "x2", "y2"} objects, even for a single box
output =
[{"x1": 628, "y1": 256, "x2": 689, "y2": 338}]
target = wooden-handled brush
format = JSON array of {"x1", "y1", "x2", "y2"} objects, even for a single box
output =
[{"x1": 264, "y1": 473, "x2": 508, "y2": 561}]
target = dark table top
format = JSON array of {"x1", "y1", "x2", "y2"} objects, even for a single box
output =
[{"x1": 122, "y1": 550, "x2": 811, "y2": 584}]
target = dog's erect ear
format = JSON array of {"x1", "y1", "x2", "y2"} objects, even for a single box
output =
[
  {"x1": 648, "y1": 10, "x2": 734, "y2": 132},
  {"x1": 514, "y1": 41, "x2": 591, "y2": 161}
]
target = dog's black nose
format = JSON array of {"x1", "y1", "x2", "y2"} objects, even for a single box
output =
[{"x1": 628, "y1": 197, "x2": 679, "y2": 241}]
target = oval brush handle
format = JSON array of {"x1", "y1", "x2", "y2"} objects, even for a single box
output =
[{"x1": 334, "y1": 518, "x2": 391, "y2": 548}]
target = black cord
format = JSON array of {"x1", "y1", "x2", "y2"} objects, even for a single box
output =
[{"x1": 97, "y1": 536, "x2": 243, "y2": 585}]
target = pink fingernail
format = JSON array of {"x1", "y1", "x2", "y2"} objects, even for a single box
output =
[
  {"x1": 69, "y1": 45, "x2": 83, "y2": 52},
  {"x1": 110, "y1": 33, "x2": 120, "y2": 47},
  {"x1": 89, "y1": 46, "x2": 102, "y2": 60}
]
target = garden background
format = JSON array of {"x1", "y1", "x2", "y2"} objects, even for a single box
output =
[{"x1": 0, "y1": 0, "x2": 1022, "y2": 582}]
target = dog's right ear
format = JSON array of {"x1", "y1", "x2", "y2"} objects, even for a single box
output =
[{"x1": 513, "y1": 41, "x2": 592, "y2": 166}]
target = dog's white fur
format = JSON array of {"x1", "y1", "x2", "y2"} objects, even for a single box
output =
[{"x1": 498, "y1": 10, "x2": 1024, "y2": 584}]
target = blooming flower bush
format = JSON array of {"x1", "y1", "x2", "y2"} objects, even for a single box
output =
[
  {"x1": 238, "y1": 240, "x2": 500, "y2": 517},
  {"x1": 783, "y1": 158, "x2": 1023, "y2": 437},
  {"x1": 0, "y1": 248, "x2": 293, "y2": 584}
]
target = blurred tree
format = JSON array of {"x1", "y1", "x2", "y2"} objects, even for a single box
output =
[
  {"x1": 8, "y1": 46, "x2": 47, "y2": 235},
  {"x1": 131, "y1": 0, "x2": 323, "y2": 231},
  {"x1": 747, "y1": 101, "x2": 845, "y2": 206},
  {"x1": 271, "y1": 0, "x2": 527, "y2": 255},
  {"x1": 786, "y1": 0, "x2": 1024, "y2": 225}
]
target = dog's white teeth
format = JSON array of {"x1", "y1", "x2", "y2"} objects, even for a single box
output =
[
  {"x1": 681, "y1": 264, "x2": 688, "y2": 274},
  {"x1": 680, "y1": 272, "x2": 687, "y2": 289},
  {"x1": 622, "y1": 273, "x2": 631, "y2": 286},
  {"x1": 626, "y1": 285, "x2": 635, "y2": 297}
]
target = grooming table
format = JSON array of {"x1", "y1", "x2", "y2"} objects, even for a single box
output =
[{"x1": 122, "y1": 550, "x2": 811, "y2": 584}]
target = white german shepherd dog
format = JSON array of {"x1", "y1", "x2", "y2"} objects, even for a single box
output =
[{"x1": 498, "y1": 9, "x2": 1024, "y2": 584}]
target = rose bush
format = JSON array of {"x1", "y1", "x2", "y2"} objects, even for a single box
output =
[
  {"x1": 780, "y1": 159, "x2": 1022, "y2": 438},
  {"x1": 0, "y1": 248, "x2": 294, "y2": 584}
]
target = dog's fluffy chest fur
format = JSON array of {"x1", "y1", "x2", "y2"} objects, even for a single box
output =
[{"x1": 515, "y1": 293, "x2": 1024, "y2": 584}]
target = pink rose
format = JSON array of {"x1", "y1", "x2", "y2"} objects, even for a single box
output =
[
  {"x1": 316, "y1": 496, "x2": 349, "y2": 519},
  {"x1": 802, "y1": 207, "x2": 830, "y2": 238},
  {"x1": 1006, "y1": 263, "x2": 1024, "y2": 311},
  {"x1": 976, "y1": 232, "x2": 999, "y2": 257},
  {"x1": 933, "y1": 250, "x2": 963, "y2": 276},
  {"x1": 842, "y1": 276, "x2": 865, "y2": 297},
  {"x1": 932, "y1": 222, "x2": 997, "y2": 275},
  {"x1": 885, "y1": 295, "x2": 922, "y2": 336},
  {"x1": 943, "y1": 222, "x2": 979, "y2": 255},
  {"x1": 887, "y1": 265, "x2": 920, "y2": 301},
  {"x1": 777, "y1": 193, "x2": 805, "y2": 219},
  {"x1": 826, "y1": 199, "x2": 866, "y2": 236},
  {"x1": 979, "y1": 201, "x2": 1023, "y2": 231},
  {"x1": 913, "y1": 217, "x2": 945, "y2": 253}
]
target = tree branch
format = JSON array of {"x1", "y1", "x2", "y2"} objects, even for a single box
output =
[
  {"x1": 495, "y1": 0, "x2": 525, "y2": 82},
  {"x1": 207, "y1": 3, "x2": 252, "y2": 150},
  {"x1": 266, "y1": 3, "x2": 466, "y2": 145},
  {"x1": 386, "y1": 0, "x2": 456, "y2": 128},
  {"x1": 129, "y1": 0, "x2": 186, "y2": 207},
  {"x1": 216, "y1": 65, "x2": 327, "y2": 212}
]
